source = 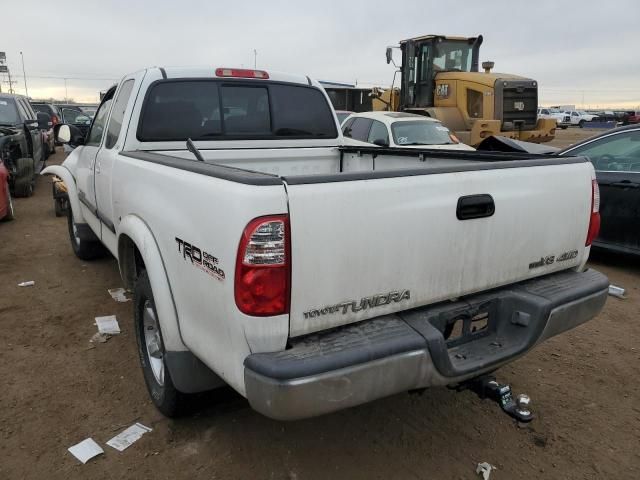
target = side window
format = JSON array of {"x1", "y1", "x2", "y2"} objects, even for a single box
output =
[
  {"x1": 367, "y1": 120, "x2": 389, "y2": 145},
  {"x1": 342, "y1": 118, "x2": 355, "y2": 137},
  {"x1": 570, "y1": 131, "x2": 640, "y2": 172},
  {"x1": 349, "y1": 118, "x2": 373, "y2": 141},
  {"x1": 86, "y1": 99, "x2": 113, "y2": 146},
  {"x1": 15, "y1": 99, "x2": 29, "y2": 121},
  {"x1": 572, "y1": 112, "x2": 579, "y2": 117},
  {"x1": 105, "y1": 80, "x2": 135, "y2": 149},
  {"x1": 21, "y1": 100, "x2": 37, "y2": 120}
]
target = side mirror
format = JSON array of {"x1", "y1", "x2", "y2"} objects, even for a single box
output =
[
  {"x1": 373, "y1": 138, "x2": 389, "y2": 147},
  {"x1": 54, "y1": 124, "x2": 71, "y2": 144},
  {"x1": 37, "y1": 112, "x2": 51, "y2": 130},
  {"x1": 386, "y1": 47, "x2": 393, "y2": 65},
  {"x1": 24, "y1": 119, "x2": 39, "y2": 130}
]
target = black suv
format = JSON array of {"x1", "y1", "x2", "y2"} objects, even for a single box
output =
[{"x1": 0, "y1": 93, "x2": 50, "y2": 197}]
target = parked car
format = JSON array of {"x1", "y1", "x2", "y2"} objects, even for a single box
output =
[
  {"x1": 0, "y1": 156, "x2": 14, "y2": 221},
  {"x1": 58, "y1": 106, "x2": 93, "y2": 138},
  {"x1": 335, "y1": 110, "x2": 353, "y2": 125},
  {"x1": 0, "y1": 93, "x2": 50, "y2": 197},
  {"x1": 564, "y1": 110, "x2": 599, "y2": 127},
  {"x1": 43, "y1": 66, "x2": 607, "y2": 421},
  {"x1": 559, "y1": 125, "x2": 640, "y2": 255},
  {"x1": 537, "y1": 108, "x2": 571, "y2": 129},
  {"x1": 342, "y1": 111, "x2": 475, "y2": 150},
  {"x1": 31, "y1": 102, "x2": 59, "y2": 155},
  {"x1": 622, "y1": 111, "x2": 640, "y2": 125}
]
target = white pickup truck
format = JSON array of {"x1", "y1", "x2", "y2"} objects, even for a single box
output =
[{"x1": 44, "y1": 66, "x2": 609, "y2": 420}]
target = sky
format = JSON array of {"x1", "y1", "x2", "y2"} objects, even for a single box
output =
[{"x1": 1, "y1": 0, "x2": 638, "y2": 109}]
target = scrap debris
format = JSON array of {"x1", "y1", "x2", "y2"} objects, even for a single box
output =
[
  {"x1": 608, "y1": 285, "x2": 626, "y2": 299},
  {"x1": 18, "y1": 281, "x2": 35, "y2": 287},
  {"x1": 68, "y1": 438, "x2": 104, "y2": 464},
  {"x1": 95, "y1": 315, "x2": 121, "y2": 335},
  {"x1": 476, "y1": 462, "x2": 494, "y2": 480},
  {"x1": 108, "y1": 288, "x2": 130, "y2": 303},
  {"x1": 107, "y1": 423, "x2": 153, "y2": 451}
]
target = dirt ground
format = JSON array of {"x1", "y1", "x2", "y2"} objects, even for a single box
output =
[{"x1": 1, "y1": 130, "x2": 639, "y2": 479}]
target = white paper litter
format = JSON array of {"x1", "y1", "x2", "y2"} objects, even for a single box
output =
[
  {"x1": 608, "y1": 285, "x2": 626, "y2": 299},
  {"x1": 108, "y1": 288, "x2": 130, "y2": 303},
  {"x1": 476, "y1": 462, "x2": 494, "y2": 480},
  {"x1": 68, "y1": 438, "x2": 104, "y2": 464},
  {"x1": 18, "y1": 281, "x2": 35, "y2": 287},
  {"x1": 95, "y1": 315, "x2": 121, "y2": 335},
  {"x1": 90, "y1": 332, "x2": 111, "y2": 344},
  {"x1": 106, "y1": 423, "x2": 153, "y2": 451}
]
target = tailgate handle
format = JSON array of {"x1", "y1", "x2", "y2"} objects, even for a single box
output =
[{"x1": 457, "y1": 194, "x2": 495, "y2": 220}]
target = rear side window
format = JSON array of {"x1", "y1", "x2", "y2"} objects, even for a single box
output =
[
  {"x1": 347, "y1": 118, "x2": 373, "y2": 141},
  {"x1": 105, "y1": 79, "x2": 135, "y2": 149},
  {"x1": 0, "y1": 99, "x2": 19, "y2": 124},
  {"x1": 138, "y1": 80, "x2": 337, "y2": 141}
]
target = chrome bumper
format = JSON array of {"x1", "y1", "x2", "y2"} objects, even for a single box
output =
[{"x1": 244, "y1": 269, "x2": 608, "y2": 420}]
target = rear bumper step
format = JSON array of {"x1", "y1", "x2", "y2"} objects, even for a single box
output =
[{"x1": 244, "y1": 269, "x2": 608, "y2": 420}]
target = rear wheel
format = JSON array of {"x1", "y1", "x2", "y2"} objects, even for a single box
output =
[
  {"x1": 13, "y1": 158, "x2": 35, "y2": 197},
  {"x1": 67, "y1": 207, "x2": 105, "y2": 260},
  {"x1": 2, "y1": 185, "x2": 14, "y2": 221},
  {"x1": 579, "y1": 120, "x2": 586, "y2": 128},
  {"x1": 135, "y1": 270, "x2": 187, "y2": 417}
]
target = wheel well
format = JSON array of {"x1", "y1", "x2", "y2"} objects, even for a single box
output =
[{"x1": 118, "y1": 234, "x2": 146, "y2": 290}]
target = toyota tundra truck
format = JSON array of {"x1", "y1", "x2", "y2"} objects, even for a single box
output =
[{"x1": 43, "y1": 66, "x2": 609, "y2": 420}]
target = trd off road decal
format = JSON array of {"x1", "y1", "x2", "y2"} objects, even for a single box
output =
[{"x1": 175, "y1": 237, "x2": 225, "y2": 281}]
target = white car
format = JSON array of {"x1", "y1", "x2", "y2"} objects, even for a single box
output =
[
  {"x1": 42, "y1": 66, "x2": 607, "y2": 421},
  {"x1": 342, "y1": 111, "x2": 475, "y2": 150}
]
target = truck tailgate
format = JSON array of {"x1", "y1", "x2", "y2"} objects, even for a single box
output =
[{"x1": 285, "y1": 161, "x2": 594, "y2": 337}]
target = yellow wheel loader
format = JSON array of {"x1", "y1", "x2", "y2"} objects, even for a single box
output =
[{"x1": 374, "y1": 35, "x2": 556, "y2": 146}]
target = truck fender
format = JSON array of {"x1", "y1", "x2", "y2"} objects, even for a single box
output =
[
  {"x1": 40, "y1": 165, "x2": 85, "y2": 224},
  {"x1": 117, "y1": 215, "x2": 224, "y2": 393}
]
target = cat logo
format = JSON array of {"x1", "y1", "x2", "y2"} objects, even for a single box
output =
[
  {"x1": 513, "y1": 101, "x2": 525, "y2": 111},
  {"x1": 436, "y1": 83, "x2": 450, "y2": 98}
]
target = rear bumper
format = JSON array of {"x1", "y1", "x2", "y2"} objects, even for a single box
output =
[{"x1": 244, "y1": 269, "x2": 608, "y2": 420}]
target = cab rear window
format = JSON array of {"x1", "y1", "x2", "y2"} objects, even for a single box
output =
[{"x1": 137, "y1": 80, "x2": 338, "y2": 141}]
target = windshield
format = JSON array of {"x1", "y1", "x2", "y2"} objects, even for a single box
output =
[
  {"x1": 0, "y1": 99, "x2": 19, "y2": 125},
  {"x1": 431, "y1": 40, "x2": 473, "y2": 72},
  {"x1": 391, "y1": 121, "x2": 456, "y2": 145}
]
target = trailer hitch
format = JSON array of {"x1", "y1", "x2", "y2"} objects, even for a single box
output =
[{"x1": 457, "y1": 375, "x2": 534, "y2": 423}]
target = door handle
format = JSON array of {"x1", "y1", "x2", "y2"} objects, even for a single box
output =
[
  {"x1": 457, "y1": 194, "x2": 495, "y2": 220},
  {"x1": 610, "y1": 181, "x2": 639, "y2": 189},
  {"x1": 95, "y1": 159, "x2": 101, "y2": 174}
]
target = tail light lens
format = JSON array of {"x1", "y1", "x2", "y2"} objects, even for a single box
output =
[
  {"x1": 235, "y1": 215, "x2": 290, "y2": 316},
  {"x1": 585, "y1": 179, "x2": 600, "y2": 246}
]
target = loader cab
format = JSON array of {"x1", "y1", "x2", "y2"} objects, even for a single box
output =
[{"x1": 398, "y1": 35, "x2": 482, "y2": 110}]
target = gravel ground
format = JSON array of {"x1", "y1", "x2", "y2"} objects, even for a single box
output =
[{"x1": 1, "y1": 131, "x2": 638, "y2": 479}]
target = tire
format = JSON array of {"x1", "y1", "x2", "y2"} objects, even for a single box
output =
[
  {"x1": 12, "y1": 157, "x2": 35, "y2": 198},
  {"x1": 579, "y1": 120, "x2": 585, "y2": 128},
  {"x1": 2, "y1": 185, "x2": 14, "y2": 221},
  {"x1": 66, "y1": 207, "x2": 105, "y2": 260},
  {"x1": 135, "y1": 270, "x2": 187, "y2": 417},
  {"x1": 560, "y1": 126, "x2": 568, "y2": 130},
  {"x1": 54, "y1": 196, "x2": 68, "y2": 217}
]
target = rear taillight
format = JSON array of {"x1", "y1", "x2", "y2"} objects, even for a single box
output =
[
  {"x1": 215, "y1": 68, "x2": 269, "y2": 79},
  {"x1": 235, "y1": 215, "x2": 290, "y2": 316},
  {"x1": 585, "y1": 179, "x2": 600, "y2": 246}
]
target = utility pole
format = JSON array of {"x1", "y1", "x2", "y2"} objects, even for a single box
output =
[
  {"x1": 6, "y1": 69, "x2": 16, "y2": 93},
  {"x1": 253, "y1": 49, "x2": 257, "y2": 69},
  {"x1": 20, "y1": 51, "x2": 28, "y2": 98},
  {"x1": 64, "y1": 78, "x2": 68, "y2": 102}
]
